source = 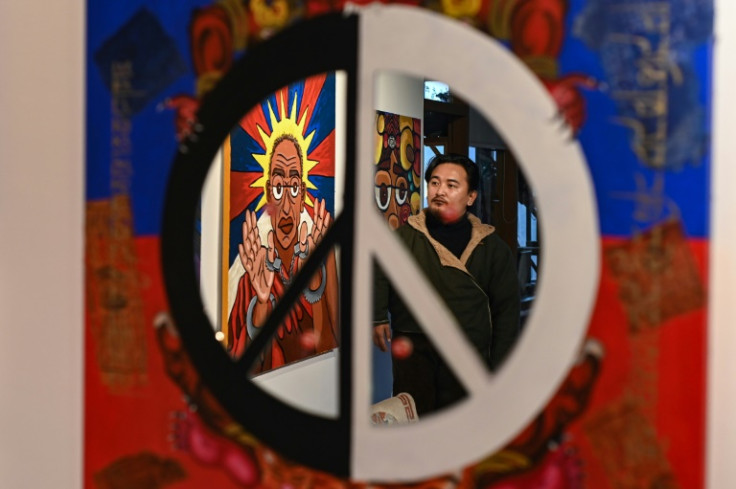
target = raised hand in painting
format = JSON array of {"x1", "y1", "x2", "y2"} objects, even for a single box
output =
[
  {"x1": 296, "y1": 199, "x2": 332, "y2": 294},
  {"x1": 296, "y1": 198, "x2": 331, "y2": 271},
  {"x1": 238, "y1": 209, "x2": 275, "y2": 306}
]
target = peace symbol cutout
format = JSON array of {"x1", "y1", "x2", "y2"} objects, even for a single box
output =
[{"x1": 161, "y1": 6, "x2": 600, "y2": 483}]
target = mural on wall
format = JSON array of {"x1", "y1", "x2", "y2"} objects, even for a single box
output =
[
  {"x1": 374, "y1": 111, "x2": 422, "y2": 229},
  {"x1": 223, "y1": 73, "x2": 339, "y2": 373},
  {"x1": 85, "y1": 1, "x2": 713, "y2": 488}
]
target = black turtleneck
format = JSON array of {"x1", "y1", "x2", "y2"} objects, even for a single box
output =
[{"x1": 425, "y1": 211, "x2": 472, "y2": 259}]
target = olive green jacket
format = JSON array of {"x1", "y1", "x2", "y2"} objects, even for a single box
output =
[{"x1": 373, "y1": 211, "x2": 520, "y2": 371}]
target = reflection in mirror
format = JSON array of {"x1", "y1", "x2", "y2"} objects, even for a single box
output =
[
  {"x1": 198, "y1": 71, "x2": 344, "y2": 418},
  {"x1": 371, "y1": 74, "x2": 541, "y2": 423}
]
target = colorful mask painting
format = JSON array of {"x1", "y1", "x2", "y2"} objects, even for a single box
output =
[{"x1": 374, "y1": 111, "x2": 422, "y2": 228}]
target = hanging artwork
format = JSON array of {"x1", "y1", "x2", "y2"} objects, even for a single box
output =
[
  {"x1": 84, "y1": 1, "x2": 713, "y2": 488},
  {"x1": 374, "y1": 111, "x2": 422, "y2": 228},
  {"x1": 222, "y1": 73, "x2": 339, "y2": 373}
]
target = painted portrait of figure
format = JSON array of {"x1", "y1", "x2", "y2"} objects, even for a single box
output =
[
  {"x1": 223, "y1": 73, "x2": 339, "y2": 374},
  {"x1": 374, "y1": 111, "x2": 422, "y2": 229}
]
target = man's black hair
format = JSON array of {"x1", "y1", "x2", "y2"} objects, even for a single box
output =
[{"x1": 424, "y1": 153, "x2": 479, "y2": 192}]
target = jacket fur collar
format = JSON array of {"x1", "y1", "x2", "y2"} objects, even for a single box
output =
[{"x1": 407, "y1": 210, "x2": 496, "y2": 272}]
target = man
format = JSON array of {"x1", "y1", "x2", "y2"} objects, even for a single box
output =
[
  {"x1": 373, "y1": 154, "x2": 520, "y2": 415},
  {"x1": 228, "y1": 134, "x2": 338, "y2": 372}
]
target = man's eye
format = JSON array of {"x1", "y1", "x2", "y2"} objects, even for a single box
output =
[
  {"x1": 273, "y1": 184, "x2": 284, "y2": 200},
  {"x1": 289, "y1": 184, "x2": 299, "y2": 197}
]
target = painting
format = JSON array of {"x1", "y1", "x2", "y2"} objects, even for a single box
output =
[
  {"x1": 374, "y1": 111, "x2": 422, "y2": 228},
  {"x1": 84, "y1": 1, "x2": 713, "y2": 487},
  {"x1": 222, "y1": 72, "x2": 339, "y2": 374}
]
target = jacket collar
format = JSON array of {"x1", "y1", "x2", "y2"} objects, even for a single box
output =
[{"x1": 408, "y1": 210, "x2": 495, "y2": 271}]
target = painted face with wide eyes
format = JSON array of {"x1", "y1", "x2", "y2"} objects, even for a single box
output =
[
  {"x1": 426, "y1": 163, "x2": 476, "y2": 224},
  {"x1": 268, "y1": 138, "x2": 305, "y2": 249},
  {"x1": 375, "y1": 168, "x2": 411, "y2": 230}
]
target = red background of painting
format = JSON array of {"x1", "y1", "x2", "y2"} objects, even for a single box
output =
[
  {"x1": 85, "y1": 237, "x2": 242, "y2": 488},
  {"x1": 84, "y1": 236, "x2": 708, "y2": 488},
  {"x1": 566, "y1": 237, "x2": 707, "y2": 489}
]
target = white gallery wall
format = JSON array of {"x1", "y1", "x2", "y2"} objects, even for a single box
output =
[
  {"x1": 707, "y1": 1, "x2": 736, "y2": 486},
  {"x1": 0, "y1": 2, "x2": 84, "y2": 488},
  {"x1": 1, "y1": 0, "x2": 735, "y2": 487}
]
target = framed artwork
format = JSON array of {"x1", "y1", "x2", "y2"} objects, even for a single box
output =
[
  {"x1": 374, "y1": 110, "x2": 422, "y2": 228},
  {"x1": 221, "y1": 72, "x2": 340, "y2": 374}
]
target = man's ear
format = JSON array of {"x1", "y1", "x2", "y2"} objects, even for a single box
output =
[
  {"x1": 266, "y1": 182, "x2": 272, "y2": 203},
  {"x1": 468, "y1": 190, "x2": 478, "y2": 207},
  {"x1": 300, "y1": 182, "x2": 306, "y2": 210}
]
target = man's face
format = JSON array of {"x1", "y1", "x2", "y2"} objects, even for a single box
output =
[
  {"x1": 267, "y1": 139, "x2": 305, "y2": 249},
  {"x1": 426, "y1": 163, "x2": 476, "y2": 224}
]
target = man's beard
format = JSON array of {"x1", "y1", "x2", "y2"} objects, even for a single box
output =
[{"x1": 428, "y1": 201, "x2": 464, "y2": 224}]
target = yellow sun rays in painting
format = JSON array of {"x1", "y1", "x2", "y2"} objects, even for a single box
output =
[{"x1": 250, "y1": 91, "x2": 319, "y2": 211}]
